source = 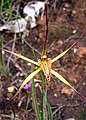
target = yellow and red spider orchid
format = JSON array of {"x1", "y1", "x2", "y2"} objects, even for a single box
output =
[
  {"x1": 0, "y1": 2, "x2": 86, "y2": 101},
  {"x1": 1, "y1": 32, "x2": 86, "y2": 101}
]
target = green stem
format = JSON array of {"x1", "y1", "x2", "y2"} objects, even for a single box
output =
[
  {"x1": 0, "y1": 0, "x2": 4, "y2": 12},
  {"x1": 32, "y1": 77, "x2": 41, "y2": 120},
  {"x1": 42, "y1": 77, "x2": 48, "y2": 120},
  {"x1": 0, "y1": 37, "x2": 7, "y2": 75}
]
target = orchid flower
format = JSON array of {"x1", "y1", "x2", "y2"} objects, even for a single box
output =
[
  {"x1": 1, "y1": 32, "x2": 86, "y2": 101},
  {"x1": 0, "y1": 1, "x2": 86, "y2": 101}
]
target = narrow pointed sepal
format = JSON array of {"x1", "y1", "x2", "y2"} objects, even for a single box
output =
[
  {"x1": 51, "y1": 32, "x2": 85, "y2": 63},
  {"x1": 11, "y1": 67, "x2": 41, "y2": 100},
  {"x1": 51, "y1": 69, "x2": 86, "y2": 101},
  {"x1": 0, "y1": 48, "x2": 38, "y2": 66},
  {"x1": 51, "y1": 47, "x2": 70, "y2": 63}
]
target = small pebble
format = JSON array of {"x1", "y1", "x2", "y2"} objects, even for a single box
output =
[
  {"x1": 83, "y1": 82, "x2": 85, "y2": 85},
  {"x1": 35, "y1": 83, "x2": 39, "y2": 87},
  {"x1": 2, "y1": 50, "x2": 5, "y2": 54},
  {"x1": 72, "y1": 10, "x2": 76, "y2": 15},
  {"x1": 73, "y1": 48, "x2": 78, "y2": 53},
  {"x1": 72, "y1": 30, "x2": 76, "y2": 34},
  {"x1": 20, "y1": 73, "x2": 23, "y2": 76},
  {"x1": 7, "y1": 86, "x2": 14, "y2": 93},
  {"x1": 54, "y1": 93, "x2": 58, "y2": 97}
]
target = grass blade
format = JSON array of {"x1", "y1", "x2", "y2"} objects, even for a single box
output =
[
  {"x1": 0, "y1": 37, "x2": 7, "y2": 75},
  {"x1": 51, "y1": 69, "x2": 86, "y2": 101},
  {"x1": 0, "y1": 0, "x2": 4, "y2": 12},
  {"x1": 42, "y1": 91, "x2": 45, "y2": 120},
  {"x1": 32, "y1": 77, "x2": 41, "y2": 120},
  {"x1": 78, "y1": 106, "x2": 86, "y2": 120},
  {"x1": 46, "y1": 96, "x2": 53, "y2": 120},
  {"x1": 12, "y1": 68, "x2": 41, "y2": 99},
  {"x1": 42, "y1": 85, "x2": 48, "y2": 120},
  {"x1": 0, "y1": 48, "x2": 38, "y2": 66}
]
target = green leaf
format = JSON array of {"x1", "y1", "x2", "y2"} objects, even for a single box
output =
[
  {"x1": 32, "y1": 77, "x2": 41, "y2": 120},
  {"x1": 42, "y1": 92, "x2": 45, "y2": 120},
  {"x1": 47, "y1": 96, "x2": 53, "y2": 120}
]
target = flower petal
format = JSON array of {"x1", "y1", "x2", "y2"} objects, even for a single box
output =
[
  {"x1": 51, "y1": 48, "x2": 70, "y2": 63},
  {"x1": 51, "y1": 32, "x2": 85, "y2": 63},
  {"x1": 23, "y1": 81, "x2": 32, "y2": 90},
  {"x1": 1, "y1": 48, "x2": 38, "y2": 65},
  {"x1": 12, "y1": 67, "x2": 41, "y2": 99},
  {"x1": 51, "y1": 69, "x2": 86, "y2": 101}
]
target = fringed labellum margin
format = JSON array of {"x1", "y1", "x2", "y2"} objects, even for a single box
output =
[{"x1": 38, "y1": 55, "x2": 52, "y2": 82}]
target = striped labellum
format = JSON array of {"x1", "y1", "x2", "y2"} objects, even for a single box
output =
[{"x1": 38, "y1": 55, "x2": 52, "y2": 82}]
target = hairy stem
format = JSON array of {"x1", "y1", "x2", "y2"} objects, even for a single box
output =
[{"x1": 42, "y1": 2, "x2": 48, "y2": 56}]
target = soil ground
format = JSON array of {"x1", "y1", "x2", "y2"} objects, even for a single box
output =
[{"x1": 0, "y1": 0, "x2": 86, "y2": 120}]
